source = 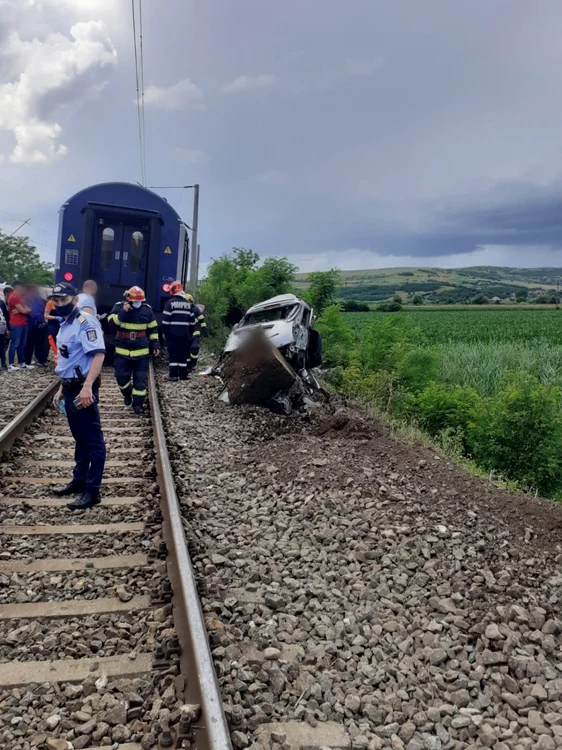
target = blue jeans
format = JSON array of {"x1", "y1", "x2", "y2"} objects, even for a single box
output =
[{"x1": 8, "y1": 325, "x2": 27, "y2": 365}]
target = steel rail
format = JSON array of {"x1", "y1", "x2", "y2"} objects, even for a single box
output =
[
  {"x1": 148, "y1": 365, "x2": 232, "y2": 750},
  {"x1": 0, "y1": 378, "x2": 60, "y2": 457}
]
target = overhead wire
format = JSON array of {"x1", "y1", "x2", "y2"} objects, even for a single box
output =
[
  {"x1": 138, "y1": 0, "x2": 147, "y2": 184},
  {"x1": 131, "y1": 0, "x2": 146, "y2": 186}
]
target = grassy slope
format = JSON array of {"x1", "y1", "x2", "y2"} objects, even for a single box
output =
[{"x1": 294, "y1": 265, "x2": 562, "y2": 292}]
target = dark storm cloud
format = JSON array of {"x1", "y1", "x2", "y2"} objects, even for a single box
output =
[{"x1": 5, "y1": 0, "x2": 562, "y2": 269}]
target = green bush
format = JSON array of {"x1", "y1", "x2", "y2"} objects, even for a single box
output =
[
  {"x1": 341, "y1": 300, "x2": 370, "y2": 312},
  {"x1": 471, "y1": 294, "x2": 489, "y2": 305},
  {"x1": 315, "y1": 305, "x2": 354, "y2": 367},
  {"x1": 474, "y1": 372, "x2": 562, "y2": 495},
  {"x1": 414, "y1": 382, "x2": 482, "y2": 442},
  {"x1": 377, "y1": 301, "x2": 402, "y2": 312}
]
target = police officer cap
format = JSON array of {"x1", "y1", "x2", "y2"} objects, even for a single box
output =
[{"x1": 49, "y1": 281, "x2": 78, "y2": 298}]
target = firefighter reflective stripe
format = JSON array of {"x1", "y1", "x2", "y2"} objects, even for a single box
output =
[
  {"x1": 190, "y1": 353, "x2": 199, "y2": 360},
  {"x1": 193, "y1": 330, "x2": 201, "y2": 337},
  {"x1": 149, "y1": 333, "x2": 159, "y2": 341},
  {"x1": 115, "y1": 347, "x2": 150, "y2": 358},
  {"x1": 132, "y1": 388, "x2": 147, "y2": 396},
  {"x1": 107, "y1": 313, "x2": 119, "y2": 325},
  {"x1": 147, "y1": 320, "x2": 158, "y2": 328},
  {"x1": 118, "y1": 321, "x2": 150, "y2": 331},
  {"x1": 119, "y1": 380, "x2": 132, "y2": 390}
]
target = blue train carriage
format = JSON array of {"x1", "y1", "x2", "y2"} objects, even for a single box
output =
[{"x1": 55, "y1": 182, "x2": 189, "y2": 318}]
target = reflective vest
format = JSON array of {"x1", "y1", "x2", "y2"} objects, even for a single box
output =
[
  {"x1": 108, "y1": 302, "x2": 159, "y2": 358},
  {"x1": 162, "y1": 295, "x2": 206, "y2": 338}
]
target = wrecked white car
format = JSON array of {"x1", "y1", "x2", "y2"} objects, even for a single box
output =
[
  {"x1": 215, "y1": 294, "x2": 325, "y2": 413},
  {"x1": 223, "y1": 294, "x2": 322, "y2": 372}
]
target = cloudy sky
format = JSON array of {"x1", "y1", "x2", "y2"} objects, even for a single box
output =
[{"x1": 2, "y1": 0, "x2": 562, "y2": 272}]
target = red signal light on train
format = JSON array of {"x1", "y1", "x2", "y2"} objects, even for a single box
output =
[
  {"x1": 63, "y1": 272, "x2": 74, "y2": 281},
  {"x1": 162, "y1": 283, "x2": 170, "y2": 292}
]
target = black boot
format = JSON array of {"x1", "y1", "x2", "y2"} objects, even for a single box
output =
[
  {"x1": 67, "y1": 491, "x2": 101, "y2": 510},
  {"x1": 53, "y1": 481, "x2": 85, "y2": 497}
]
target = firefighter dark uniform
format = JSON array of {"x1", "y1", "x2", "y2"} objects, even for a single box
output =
[
  {"x1": 162, "y1": 282, "x2": 198, "y2": 380},
  {"x1": 188, "y1": 304, "x2": 206, "y2": 373},
  {"x1": 108, "y1": 287, "x2": 159, "y2": 413}
]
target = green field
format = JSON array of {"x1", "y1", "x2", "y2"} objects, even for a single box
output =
[
  {"x1": 345, "y1": 307, "x2": 562, "y2": 345},
  {"x1": 319, "y1": 305, "x2": 562, "y2": 495}
]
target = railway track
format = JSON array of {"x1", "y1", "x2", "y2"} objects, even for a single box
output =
[
  {"x1": 0, "y1": 367, "x2": 230, "y2": 750},
  {"x1": 0, "y1": 369, "x2": 59, "y2": 445}
]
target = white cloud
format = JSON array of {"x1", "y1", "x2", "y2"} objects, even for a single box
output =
[
  {"x1": 168, "y1": 147, "x2": 207, "y2": 165},
  {"x1": 255, "y1": 169, "x2": 288, "y2": 186},
  {"x1": 222, "y1": 74, "x2": 278, "y2": 95},
  {"x1": 0, "y1": 20, "x2": 117, "y2": 164},
  {"x1": 345, "y1": 58, "x2": 384, "y2": 77},
  {"x1": 143, "y1": 78, "x2": 205, "y2": 112}
]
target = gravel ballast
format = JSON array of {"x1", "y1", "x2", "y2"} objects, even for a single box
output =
[{"x1": 158, "y1": 370, "x2": 562, "y2": 750}]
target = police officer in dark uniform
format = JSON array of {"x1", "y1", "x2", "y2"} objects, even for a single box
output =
[
  {"x1": 50, "y1": 282, "x2": 106, "y2": 510},
  {"x1": 108, "y1": 286, "x2": 160, "y2": 413}
]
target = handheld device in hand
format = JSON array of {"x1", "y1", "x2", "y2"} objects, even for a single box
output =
[
  {"x1": 53, "y1": 396, "x2": 66, "y2": 416},
  {"x1": 73, "y1": 397, "x2": 85, "y2": 410}
]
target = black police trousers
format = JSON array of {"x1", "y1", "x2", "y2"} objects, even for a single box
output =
[
  {"x1": 64, "y1": 389, "x2": 106, "y2": 493},
  {"x1": 167, "y1": 335, "x2": 190, "y2": 380},
  {"x1": 115, "y1": 355, "x2": 149, "y2": 408}
]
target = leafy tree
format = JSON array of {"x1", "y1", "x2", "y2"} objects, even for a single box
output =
[
  {"x1": 0, "y1": 231, "x2": 54, "y2": 285},
  {"x1": 471, "y1": 294, "x2": 489, "y2": 305},
  {"x1": 377, "y1": 301, "x2": 402, "y2": 312},
  {"x1": 302, "y1": 268, "x2": 340, "y2": 313},
  {"x1": 341, "y1": 300, "x2": 370, "y2": 312},
  {"x1": 515, "y1": 289, "x2": 528, "y2": 303},
  {"x1": 198, "y1": 248, "x2": 297, "y2": 347},
  {"x1": 412, "y1": 294, "x2": 423, "y2": 305}
]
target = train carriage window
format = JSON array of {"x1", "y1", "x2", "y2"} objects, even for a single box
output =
[
  {"x1": 130, "y1": 231, "x2": 143, "y2": 271},
  {"x1": 101, "y1": 228, "x2": 114, "y2": 269}
]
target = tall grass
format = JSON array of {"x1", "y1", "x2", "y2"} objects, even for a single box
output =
[{"x1": 437, "y1": 341, "x2": 562, "y2": 397}]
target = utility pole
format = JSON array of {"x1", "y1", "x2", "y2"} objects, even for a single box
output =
[
  {"x1": 7, "y1": 219, "x2": 30, "y2": 238},
  {"x1": 189, "y1": 184, "x2": 199, "y2": 294}
]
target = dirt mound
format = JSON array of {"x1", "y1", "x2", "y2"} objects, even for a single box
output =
[{"x1": 312, "y1": 408, "x2": 380, "y2": 439}]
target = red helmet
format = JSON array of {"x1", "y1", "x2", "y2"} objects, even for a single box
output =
[
  {"x1": 169, "y1": 281, "x2": 183, "y2": 295},
  {"x1": 126, "y1": 286, "x2": 146, "y2": 302}
]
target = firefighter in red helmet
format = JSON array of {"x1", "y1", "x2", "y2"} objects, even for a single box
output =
[
  {"x1": 162, "y1": 281, "x2": 206, "y2": 380},
  {"x1": 107, "y1": 286, "x2": 160, "y2": 413}
]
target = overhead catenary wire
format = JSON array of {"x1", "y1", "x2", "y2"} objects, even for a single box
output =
[
  {"x1": 138, "y1": 0, "x2": 147, "y2": 182},
  {"x1": 131, "y1": 0, "x2": 146, "y2": 186}
]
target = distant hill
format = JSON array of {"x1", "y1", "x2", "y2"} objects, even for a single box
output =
[{"x1": 294, "y1": 266, "x2": 562, "y2": 304}]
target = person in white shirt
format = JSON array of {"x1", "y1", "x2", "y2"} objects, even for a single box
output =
[{"x1": 77, "y1": 280, "x2": 98, "y2": 316}]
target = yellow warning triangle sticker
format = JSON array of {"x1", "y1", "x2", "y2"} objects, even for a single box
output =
[
  {"x1": 164, "y1": 246, "x2": 172, "y2": 254},
  {"x1": 67, "y1": 234, "x2": 76, "y2": 242}
]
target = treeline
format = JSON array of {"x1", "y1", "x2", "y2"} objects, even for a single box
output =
[
  {"x1": 198, "y1": 249, "x2": 340, "y2": 348},
  {"x1": 317, "y1": 308, "x2": 562, "y2": 497}
]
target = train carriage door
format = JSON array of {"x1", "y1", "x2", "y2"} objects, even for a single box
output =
[
  {"x1": 120, "y1": 225, "x2": 147, "y2": 289},
  {"x1": 94, "y1": 223, "x2": 123, "y2": 287}
]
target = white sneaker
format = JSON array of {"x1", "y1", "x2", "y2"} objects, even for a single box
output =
[
  {"x1": 8, "y1": 365, "x2": 18, "y2": 371},
  {"x1": 23, "y1": 364, "x2": 35, "y2": 369}
]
